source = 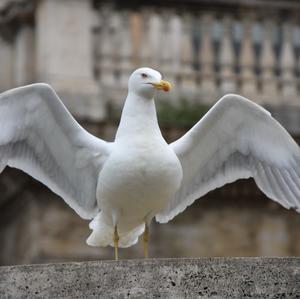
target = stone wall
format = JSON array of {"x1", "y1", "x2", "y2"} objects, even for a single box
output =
[
  {"x1": 0, "y1": 258, "x2": 299, "y2": 298},
  {"x1": 1, "y1": 0, "x2": 300, "y2": 129}
]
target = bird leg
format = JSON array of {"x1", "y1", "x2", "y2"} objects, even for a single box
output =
[
  {"x1": 143, "y1": 223, "x2": 149, "y2": 259},
  {"x1": 113, "y1": 226, "x2": 119, "y2": 261}
]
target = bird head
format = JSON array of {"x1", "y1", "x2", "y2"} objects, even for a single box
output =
[{"x1": 128, "y1": 67, "x2": 171, "y2": 99}]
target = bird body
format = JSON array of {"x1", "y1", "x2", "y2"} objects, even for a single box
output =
[
  {"x1": 1, "y1": 67, "x2": 300, "y2": 258},
  {"x1": 90, "y1": 91, "x2": 183, "y2": 247}
]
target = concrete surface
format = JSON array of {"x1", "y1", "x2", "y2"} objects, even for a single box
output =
[{"x1": 0, "y1": 258, "x2": 299, "y2": 298}]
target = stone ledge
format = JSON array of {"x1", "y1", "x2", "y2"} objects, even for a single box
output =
[{"x1": 0, "y1": 258, "x2": 299, "y2": 298}]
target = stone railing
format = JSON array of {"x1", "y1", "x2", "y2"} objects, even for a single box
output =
[
  {"x1": 1, "y1": 1, "x2": 300, "y2": 124},
  {"x1": 1, "y1": 258, "x2": 299, "y2": 298},
  {"x1": 93, "y1": 7, "x2": 300, "y2": 107}
]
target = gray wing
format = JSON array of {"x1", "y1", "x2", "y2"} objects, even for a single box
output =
[
  {"x1": 0, "y1": 83, "x2": 111, "y2": 219},
  {"x1": 156, "y1": 94, "x2": 300, "y2": 223}
]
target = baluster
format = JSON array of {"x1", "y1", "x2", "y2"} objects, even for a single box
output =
[
  {"x1": 140, "y1": 9, "x2": 152, "y2": 66},
  {"x1": 219, "y1": 16, "x2": 236, "y2": 94},
  {"x1": 260, "y1": 20, "x2": 278, "y2": 104},
  {"x1": 240, "y1": 17, "x2": 257, "y2": 97},
  {"x1": 110, "y1": 12, "x2": 123, "y2": 78},
  {"x1": 0, "y1": 36, "x2": 13, "y2": 91},
  {"x1": 159, "y1": 12, "x2": 172, "y2": 78},
  {"x1": 180, "y1": 13, "x2": 197, "y2": 98},
  {"x1": 99, "y1": 8, "x2": 116, "y2": 87},
  {"x1": 93, "y1": 9, "x2": 101, "y2": 72},
  {"x1": 14, "y1": 25, "x2": 35, "y2": 86},
  {"x1": 119, "y1": 11, "x2": 133, "y2": 88},
  {"x1": 89, "y1": 8, "x2": 107, "y2": 120},
  {"x1": 168, "y1": 12, "x2": 183, "y2": 100},
  {"x1": 169, "y1": 13, "x2": 182, "y2": 75},
  {"x1": 199, "y1": 13, "x2": 216, "y2": 99},
  {"x1": 129, "y1": 11, "x2": 143, "y2": 67},
  {"x1": 148, "y1": 12, "x2": 162, "y2": 68},
  {"x1": 280, "y1": 23, "x2": 297, "y2": 101}
]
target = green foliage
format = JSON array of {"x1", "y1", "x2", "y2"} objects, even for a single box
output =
[{"x1": 157, "y1": 99, "x2": 211, "y2": 128}]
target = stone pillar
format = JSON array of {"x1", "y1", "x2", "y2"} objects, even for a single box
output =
[
  {"x1": 180, "y1": 14, "x2": 196, "y2": 97},
  {"x1": 0, "y1": 36, "x2": 14, "y2": 91},
  {"x1": 167, "y1": 12, "x2": 182, "y2": 98},
  {"x1": 129, "y1": 11, "x2": 143, "y2": 67},
  {"x1": 199, "y1": 13, "x2": 216, "y2": 98},
  {"x1": 219, "y1": 16, "x2": 236, "y2": 94},
  {"x1": 119, "y1": 11, "x2": 133, "y2": 88},
  {"x1": 240, "y1": 17, "x2": 257, "y2": 97},
  {"x1": 99, "y1": 9, "x2": 118, "y2": 88},
  {"x1": 14, "y1": 25, "x2": 35, "y2": 86},
  {"x1": 280, "y1": 23, "x2": 297, "y2": 102},
  {"x1": 140, "y1": 10, "x2": 152, "y2": 67},
  {"x1": 148, "y1": 12, "x2": 162, "y2": 68},
  {"x1": 260, "y1": 20, "x2": 278, "y2": 104},
  {"x1": 36, "y1": 0, "x2": 105, "y2": 120},
  {"x1": 159, "y1": 12, "x2": 172, "y2": 79},
  {"x1": 169, "y1": 13, "x2": 182, "y2": 75}
]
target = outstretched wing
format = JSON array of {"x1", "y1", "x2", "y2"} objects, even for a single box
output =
[
  {"x1": 157, "y1": 94, "x2": 300, "y2": 223},
  {"x1": 0, "y1": 84, "x2": 111, "y2": 219}
]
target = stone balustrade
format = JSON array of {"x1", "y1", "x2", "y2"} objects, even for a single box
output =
[
  {"x1": 93, "y1": 7, "x2": 300, "y2": 107},
  {"x1": 0, "y1": 1, "x2": 300, "y2": 120}
]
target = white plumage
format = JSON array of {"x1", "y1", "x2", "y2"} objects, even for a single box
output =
[
  {"x1": 0, "y1": 67, "x2": 300, "y2": 255},
  {"x1": 157, "y1": 94, "x2": 300, "y2": 223}
]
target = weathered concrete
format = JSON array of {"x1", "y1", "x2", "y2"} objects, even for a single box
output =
[{"x1": 0, "y1": 258, "x2": 299, "y2": 298}]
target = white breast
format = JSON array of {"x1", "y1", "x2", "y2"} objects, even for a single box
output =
[{"x1": 96, "y1": 140, "x2": 182, "y2": 228}]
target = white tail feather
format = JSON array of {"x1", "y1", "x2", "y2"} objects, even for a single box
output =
[{"x1": 86, "y1": 212, "x2": 144, "y2": 248}]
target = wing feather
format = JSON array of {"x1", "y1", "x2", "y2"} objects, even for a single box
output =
[
  {"x1": 0, "y1": 84, "x2": 111, "y2": 219},
  {"x1": 157, "y1": 94, "x2": 300, "y2": 223}
]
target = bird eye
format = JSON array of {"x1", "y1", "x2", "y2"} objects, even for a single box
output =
[{"x1": 141, "y1": 73, "x2": 148, "y2": 78}]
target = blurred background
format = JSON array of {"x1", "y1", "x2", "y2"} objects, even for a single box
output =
[{"x1": 1, "y1": 0, "x2": 300, "y2": 265}]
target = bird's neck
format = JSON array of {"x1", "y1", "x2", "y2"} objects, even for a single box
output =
[{"x1": 115, "y1": 92, "x2": 161, "y2": 141}]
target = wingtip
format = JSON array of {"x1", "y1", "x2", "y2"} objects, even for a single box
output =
[{"x1": 0, "y1": 162, "x2": 6, "y2": 174}]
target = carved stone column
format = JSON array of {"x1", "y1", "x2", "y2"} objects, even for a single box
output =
[
  {"x1": 129, "y1": 11, "x2": 143, "y2": 68},
  {"x1": 180, "y1": 13, "x2": 196, "y2": 97},
  {"x1": 140, "y1": 10, "x2": 152, "y2": 67},
  {"x1": 167, "y1": 12, "x2": 182, "y2": 98},
  {"x1": 280, "y1": 23, "x2": 297, "y2": 102},
  {"x1": 240, "y1": 17, "x2": 257, "y2": 97},
  {"x1": 100, "y1": 10, "x2": 119, "y2": 88},
  {"x1": 169, "y1": 13, "x2": 182, "y2": 75},
  {"x1": 199, "y1": 13, "x2": 216, "y2": 97},
  {"x1": 14, "y1": 25, "x2": 35, "y2": 86},
  {"x1": 159, "y1": 12, "x2": 172, "y2": 78},
  {"x1": 219, "y1": 16, "x2": 236, "y2": 94},
  {"x1": 260, "y1": 20, "x2": 278, "y2": 104},
  {"x1": 119, "y1": 11, "x2": 133, "y2": 88},
  {"x1": 0, "y1": 36, "x2": 13, "y2": 91},
  {"x1": 148, "y1": 12, "x2": 162, "y2": 68}
]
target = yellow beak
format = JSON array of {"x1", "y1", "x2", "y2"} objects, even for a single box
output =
[{"x1": 151, "y1": 80, "x2": 171, "y2": 92}]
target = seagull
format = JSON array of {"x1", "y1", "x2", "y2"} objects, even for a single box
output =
[{"x1": 1, "y1": 67, "x2": 300, "y2": 260}]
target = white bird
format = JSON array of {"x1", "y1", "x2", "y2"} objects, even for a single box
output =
[{"x1": 1, "y1": 67, "x2": 300, "y2": 260}]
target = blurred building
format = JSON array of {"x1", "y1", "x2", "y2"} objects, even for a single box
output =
[{"x1": 0, "y1": 0, "x2": 300, "y2": 265}]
